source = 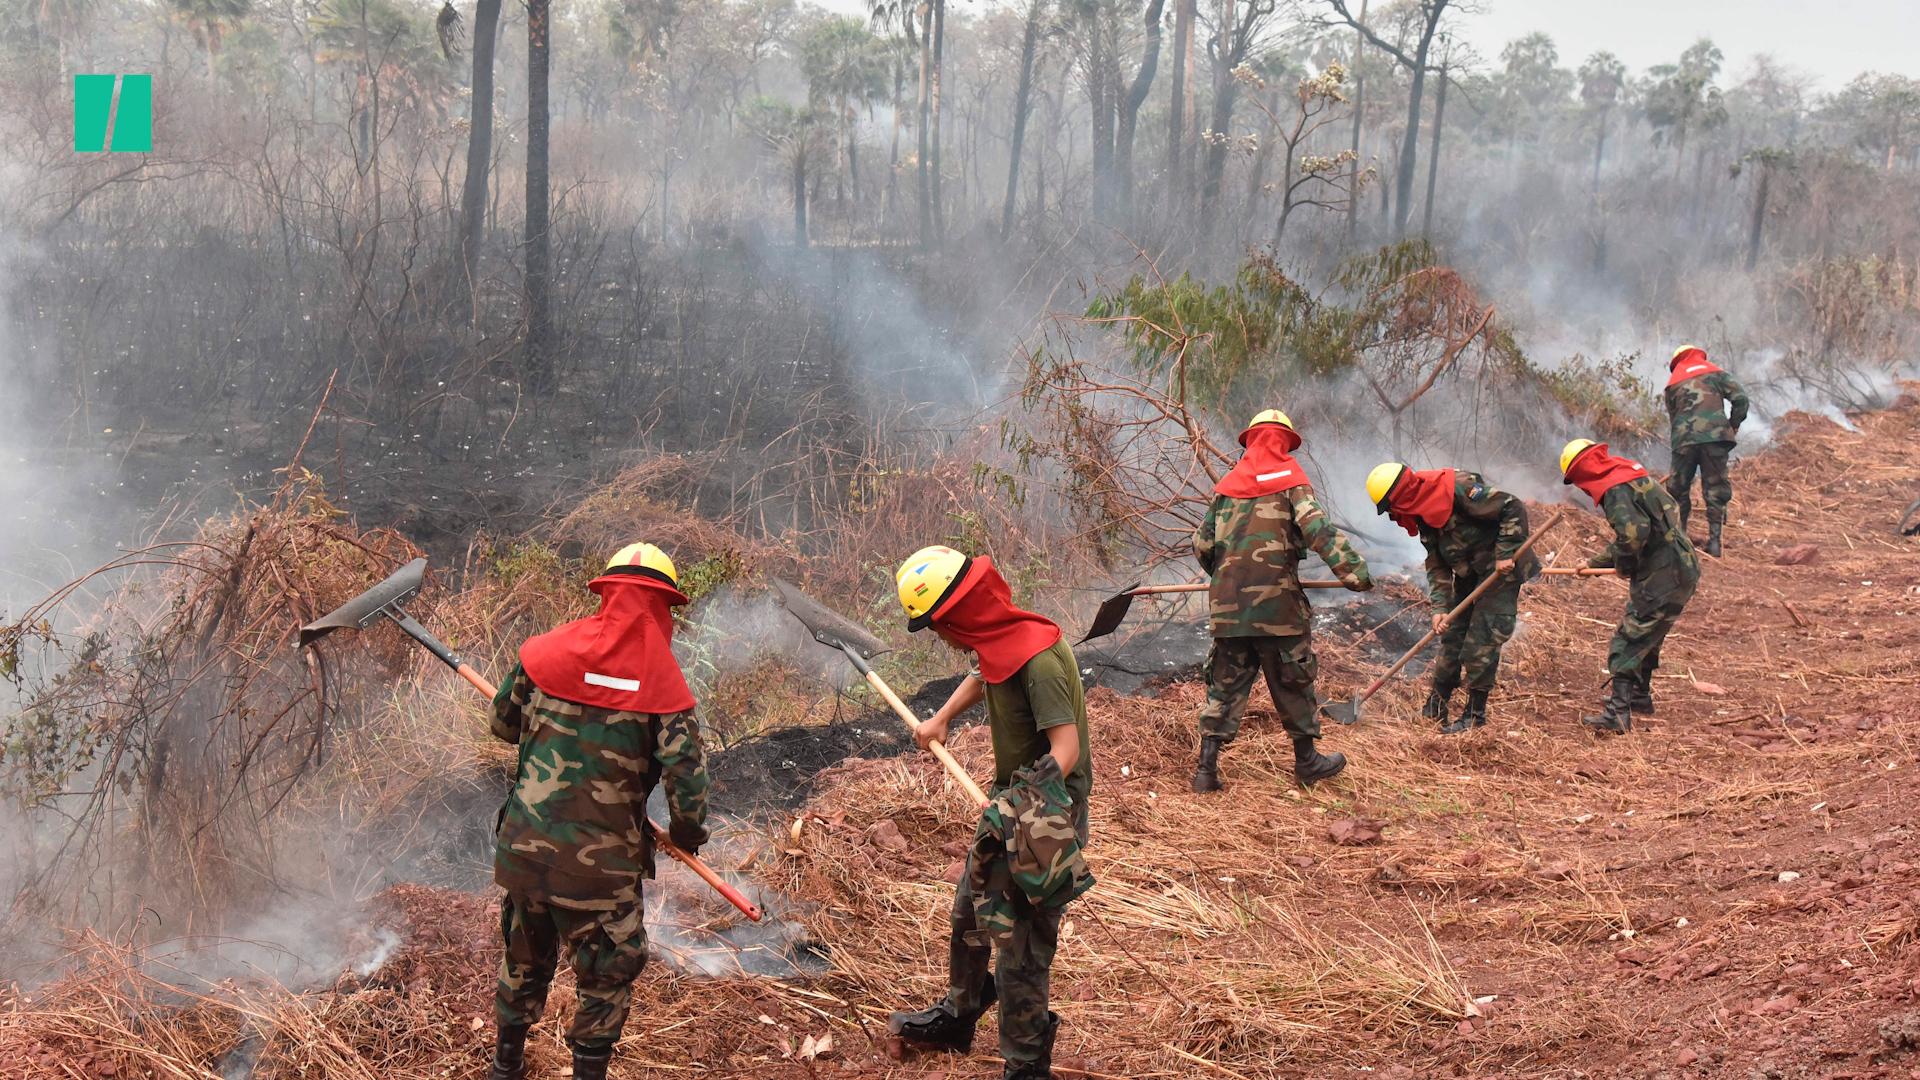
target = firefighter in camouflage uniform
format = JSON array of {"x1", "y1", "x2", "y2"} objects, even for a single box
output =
[
  {"x1": 1663, "y1": 345, "x2": 1749, "y2": 557},
  {"x1": 1560, "y1": 440, "x2": 1701, "y2": 734},
  {"x1": 890, "y1": 546, "x2": 1093, "y2": 1080},
  {"x1": 485, "y1": 542, "x2": 711, "y2": 1080},
  {"x1": 1190, "y1": 411, "x2": 1372, "y2": 793},
  {"x1": 1365, "y1": 462, "x2": 1540, "y2": 733}
]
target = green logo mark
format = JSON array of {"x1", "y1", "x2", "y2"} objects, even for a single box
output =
[{"x1": 74, "y1": 74, "x2": 152, "y2": 153}]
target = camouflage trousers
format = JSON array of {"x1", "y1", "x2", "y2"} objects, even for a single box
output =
[
  {"x1": 1197, "y1": 635, "x2": 1319, "y2": 744},
  {"x1": 942, "y1": 818, "x2": 1083, "y2": 1067},
  {"x1": 1608, "y1": 553, "x2": 1700, "y2": 679},
  {"x1": 1667, "y1": 442, "x2": 1733, "y2": 527},
  {"x1": 1432, "y1": 572, "x2": 1521, "y2": 693},
  {"x1": 496, "y1": 893, "x2": 650, "y2": 1050}
]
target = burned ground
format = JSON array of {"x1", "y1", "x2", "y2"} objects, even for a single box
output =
[{"x1": 4, "y1": 398, "x2": 1920, "y2": 1078}]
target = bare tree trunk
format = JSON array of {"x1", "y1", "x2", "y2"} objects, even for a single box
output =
[
  {"x1": 456, "y1": 0, "x2": 502, "y2": 324},
  {"x1": 1001, "y1": 0, "x2": 1043, "y2": 240},
  {"x1": 1168, "y1": 0, "x2": 1194, "y2": 207},
  {"x1": 524, "y1": 0, "x2": 553, "y2": 388},
  {"x1": 1420, "y1": 60, "x2": 1447, "y2": 236},
  {"x1": 1116, "y1": 0, "x2": 1166, "y2": 221},
  {"x1": 1087, "y1": 5, "x2": 1113, "y2": 219},
  {"x1": 1745, "y1": 162, "x2": 1770, "y2": 271},
  {"x1": 1591, "y1": 105, "x2": 1609, "y2": 193},
  {"x1": 887, "y1": 58, "x2": 904, "y2": 228},
  {"x1": 931, "y1": 0, "x2": 947, "y2": 246},
  {"x1": 1198, "y1": 0, "x2": 1241, "y2": 228},
  {"x1": 1391, "y1": 18, "x2": 1440, "y2": 235},
  {"x1": 917, "y1": 2, "x2": 933, "y2": 248},
  {"x1": 794, "y1": 151, "x2": 810, "y2": 247},
  {"x1": 1345, "y1": 0, "x2": 1368, "y2": 243}
]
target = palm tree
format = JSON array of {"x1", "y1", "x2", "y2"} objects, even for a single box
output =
[
  {"x1": 800, "y1": 16, "x2": 890, "y2": 210},
  {"x1": 747, "y1": 98, "x2": 831, "y2": 247},
  {"x1": 170, "y1": 0, "x2": 252, "y2": 81},
  {"x1": 1578, "y1": 51, "x2": 1626, "y2": 193}
]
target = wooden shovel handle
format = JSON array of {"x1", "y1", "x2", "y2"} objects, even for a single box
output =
[
  {"x1": 1540, "y1": 567, "x2": 1613, "y2": 577},
  {"x1": 1130, "y1": 580, "x2": 1344, "y2": 595},
  {"x1": 1354, "y1": 509, "x2": 1568, "y2": 704},
  {"x1": 863, "y1": 670, "x2": 992, "y2": 808}
]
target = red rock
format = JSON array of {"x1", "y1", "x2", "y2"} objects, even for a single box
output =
[
  {"x1": 1756, "y1": 994, "x2": 1800, "y2": 1016},
  {"x1": 1328, "y1": 817, "x2": 1385, "y2": 846},
  {"x1": 866, "y1": 819, "x2": 910, "y2": 853},
  {"x1": 1775, "y1": 544, "x2": 1820, "y2": 565},
  {"x1": 1675, "y1": 1048, "x2": 1699, "y2": 1065},
  {"x1": 943, "y1": 859, "x2": 967, "y2": 884}
]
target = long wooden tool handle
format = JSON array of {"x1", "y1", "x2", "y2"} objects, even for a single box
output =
[
  {"x1": 862, "y1": 669, "x2": 992, "y2": 808},
  {"x1": 403, "y1": 623, "x2": 764, "y2": 922},
  {"x1": 1130, "y1": 580, "x2": 1343, "y2": 595},
  {"x1": 1541, "y1": 567, "x2": 1612, "y2": 577},
  {"x1": 1355, "y1": 509, "x2": 1568, "y2": 705}
]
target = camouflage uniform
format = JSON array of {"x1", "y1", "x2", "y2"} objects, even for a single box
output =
[
  {"x1": 489, "y1": 662, "x2": 710, "y2": 1051},
  {"x1": 1417, "y1": 473, "x2": 1540, "y2": 694},
  {"x1": 1664, "y1": 367, "x2": 1749, "y2": 534},
  {"x1": 1193, "y1": 486, "x2": 1371, "y2": 743},
  {"x1": 1587, "y1": 477, "x2": 1700, "y2": 680},
  {"x1": 925, "y1": 638, "x2": 1091, "y2": 1074}
]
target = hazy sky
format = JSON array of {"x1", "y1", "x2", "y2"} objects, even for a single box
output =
[{"x1": 818, "y1": 0, "x2": 1912, "y2": 93}]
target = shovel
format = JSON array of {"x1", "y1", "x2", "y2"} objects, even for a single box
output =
[
  {"x1": 1319, "y1": 509, "x2": 1566, "y2": 726},
  {"x1": 1541, "y1": 567, "x2": 1614, "y2": 577},
  {"x1": 1080, "y1": 579, "x2": 1347, "y2": 644},
  {"x1": 300, "y1": 558, "x2": 764, "y2": 922},
  {"x1": 770, "y1": 578, "x2": 990, "y2": 808}
]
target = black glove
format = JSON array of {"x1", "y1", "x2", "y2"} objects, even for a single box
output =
[
  {"x1": 668, "y1": 818, "x2": 709, "y2": 856},
  {"x1": 1615, "y1": 557, "x2": 1639, "y2": 580}
]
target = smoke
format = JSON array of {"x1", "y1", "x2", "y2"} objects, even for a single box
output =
[{"x1": 676, "y1": 584, "x2": 862, "y2": 695}]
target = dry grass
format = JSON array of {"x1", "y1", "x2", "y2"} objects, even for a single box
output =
[{"x1": 4, "y1": 395, "x2": 1920, "y2": 1077}]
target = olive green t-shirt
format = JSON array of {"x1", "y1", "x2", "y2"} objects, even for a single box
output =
[{"x1": 980, "y1": 638, "x2": 1093, "y2": 813}]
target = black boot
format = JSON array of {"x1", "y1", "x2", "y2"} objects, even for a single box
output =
[
  {"x1": 568, "y1": 1043, "x2": 612, "y2": 1080},
  {"x1": 1190, "y1": 735, "x2": 1224, "y2": 793},
  {"x1": 1629, "y1": 670, "x2": 1655, "y2": 716},
  {"x1": 1581, "y1": 676, "x2": 1636, "y2": 734},
  {"x1": 890, "y1": 978, "x2": 996, "y2": 1053},
  {"x1": 1441, "y1": 689, "x2": 1489, "y2": 735},
  {"x1": 1705, "y1": 514, "x2": 1724, "y2": 558},
  {"x1": 1293, "y1": 738, "x2": 1347, "y2": 787},
  {"x1": 486, "y1": 1024, "x2": 529, "y2": 1080},
  {"x1": 1003, "y1": 1011, "x2": 1059, "y2": 1080},
  {"x1": 1422, "y1": 684, "x2": 1455, "y2": 726}
]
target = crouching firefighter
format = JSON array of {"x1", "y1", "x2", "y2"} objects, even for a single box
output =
[
  {"x1": 1559, "y1": 440, "x2": 1701, "y2": 734},
  {"x1": 889, "y1": 546, "x2": 1095, "y2": 1080},
  {"x1": 1366, "y1": 462, "x2": 1540, "y2": 734},
  {"x1": 486, "y1": 543, "x2": 711, "y2": 1080},
  {"x1": 1191, "y1": 411, "x2": 1372, "y2": 792},
  {"x1": 1663, "y1": 345, "x2": 1750, "y2": 557}
]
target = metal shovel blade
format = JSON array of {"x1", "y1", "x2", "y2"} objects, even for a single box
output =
[
  {"x1": 1319, "y1": 698, "x2": 1361, "y2": 726},
  {"x1": 1077, "y1": 581, "x2": 1144, "y2": 645},
  {"x1": 770, "y1": 577, "x2": 891, "y2": 660},
  {"x1": 299, "y1": 557, "x2": 428, "y2": 647}
]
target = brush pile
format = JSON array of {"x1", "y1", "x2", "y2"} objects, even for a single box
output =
[{"x1": 3, "y1": 394, "x2": 1920, "y2": 1078}]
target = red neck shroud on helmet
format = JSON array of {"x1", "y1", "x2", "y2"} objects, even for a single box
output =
[
  {"x1": 1385, "y1": 467, "x2": 1457, "y2": 537},
  {"x1": 1564, "y1": 443, "x2": 1649, "y2": 506},
  {"x1": 1666, "y1": 347, "x2": 1723, "y2": 388},
  {"x1": 520, "y1": 573, "x2": 696, "y2": 713},
  {"x1": 1215, "y1": 424, "x2": 1311, "y2": 498},
  {"x1": 927, "y1": 557, "x2": 1062, "y2": 685}
]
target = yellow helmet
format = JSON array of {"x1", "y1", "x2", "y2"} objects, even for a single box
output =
[
  {"x1": 896, "y1": 545, "x2": 971, "y2": 630},
  {"x1": 1559, "y1": 438, "x2": 1599, "y2": 478},
  {"x1": 1670, "y1": 344, "x2": 1702, "y2": 364},
  {"x1": 1238, "y1": 408, "x2": 1294, "y2": 446},
  {"x1": 606, "y1": 541, "x2": 679, "y2": 587},
  {"x1": 1365, "y1": 462, "x2": 1408, "y2": 511}
]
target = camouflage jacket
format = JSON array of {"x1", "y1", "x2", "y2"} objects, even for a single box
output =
[
  {"x1": 1586, "y1": 477, "x2": 1700, "y2": 579},
  {"x1": 1419, "y1": 472, "x2": 1541, "y2": 612},
  {"x1": 1194, "y1": 486, "x2": 1371, "y2": 638},
  {"x1": 1665, "y1": 370, "x2": 1749, "y2": 449},
  {"x1": 491, "y1": 661, "x2": 710, "y2": 907},
  {"x1": 966, "y1": 754, "x2": 1094, "y2": 946}
]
